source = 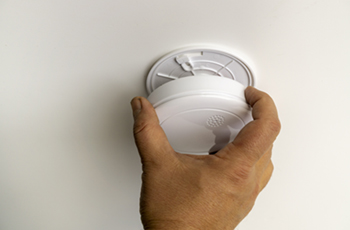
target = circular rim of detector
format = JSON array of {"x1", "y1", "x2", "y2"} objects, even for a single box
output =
[{"x1": 146, "y1": 46, "x2": 256, "y2": 94}]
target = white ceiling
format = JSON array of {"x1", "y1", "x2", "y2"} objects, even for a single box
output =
[{"x1": 1, "y1": 0, "x2": 350, "y2": 229}]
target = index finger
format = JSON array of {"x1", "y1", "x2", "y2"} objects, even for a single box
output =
[{"x1": 217, "y1": 87, "x2": 281, "y2": 164}]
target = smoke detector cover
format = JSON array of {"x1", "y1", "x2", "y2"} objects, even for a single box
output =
[{"x1": 147, "y1": 46, "x2": 255, "y2": 155}]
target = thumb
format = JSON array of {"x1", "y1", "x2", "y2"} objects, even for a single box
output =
[{"x1": 131, "y1": 97, "x2": 175, "y2": 165}]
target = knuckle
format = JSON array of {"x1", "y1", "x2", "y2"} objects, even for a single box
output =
[
  {"x1": 226, "y1": 162, "x2": 253, "y2": 185},
  {"x1": 256, "y1": 91, "x2": 273, "y2": 104},
  {"x1": 133, "y1": 119, "x2": 150, "y2": 136},
  {"x1": 142, "y1": 157, "x2": 163, "y2": 170},
  {"x1": 234, "y1": 167, "x2": 251, "y2": 182},
  {"x1": 267, "y1": 119, "x2": 281, "y2": 135},
  {"x1": 260, "y1": 91, "x2": 271, "y2": 99}
]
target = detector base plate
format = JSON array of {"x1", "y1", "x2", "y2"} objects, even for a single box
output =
[{"x1": 146, "y1": 46, "x2": 255, "y2": 94}]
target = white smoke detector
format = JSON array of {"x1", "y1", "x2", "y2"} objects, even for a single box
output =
[{"x1": 147, "y1": 46, "x2": 256, "y2": 155}]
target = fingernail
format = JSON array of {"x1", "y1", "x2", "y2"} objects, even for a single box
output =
[{"x1": 131, "y1": 97, "x2": 142, "y2": 119}]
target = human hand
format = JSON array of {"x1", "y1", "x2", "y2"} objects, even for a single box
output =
[{"x1": 131, "y1": 86, "x2": 281, "y2": 230}]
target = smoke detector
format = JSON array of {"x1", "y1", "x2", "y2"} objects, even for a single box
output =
[{"x1": 146, "y1": 46, "x2": 255, "y2": 155}]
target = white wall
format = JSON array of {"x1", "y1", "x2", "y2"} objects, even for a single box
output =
[{"x1": 1, "y1": 0, "x2": 349, "y2": 229}]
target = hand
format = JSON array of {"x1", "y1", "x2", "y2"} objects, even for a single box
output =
[{"x1": 131, "y1": 87, "x2": 281, "y2": 230}]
